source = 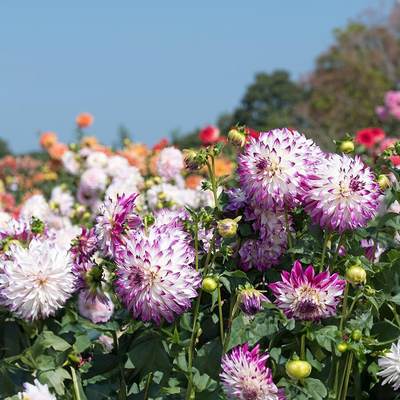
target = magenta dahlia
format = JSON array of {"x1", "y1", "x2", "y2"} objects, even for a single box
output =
[
  {"x1": 303, "y1": 154, "x2": 382, "y2": 232},
  {"x1": 220, "y1": 343, "x2": 285, "y2": 400},
  {"x1": 115, "y1": 217, "x2": 201, "y2": 324},
  {"x1": 239, "y1": 287, "x2": 269, "y2": 316},
  {"x1": 237, "y1": 128, "x2": 321, "y2": 210},
  {"x1": 269, "y1": 260, "x2": 346, "y2": 321}
]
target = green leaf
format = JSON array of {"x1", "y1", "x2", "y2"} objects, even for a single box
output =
[
  {"x1": 371, "y1": 320, "x2": 400, "y2": 343},
  {"x1": 303, "y1": 378, "x2": 327, "y2": 400}
]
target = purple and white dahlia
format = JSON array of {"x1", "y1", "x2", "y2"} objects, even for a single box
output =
[
  {"x1": 303, "y1": 154, "x2": 382, "y2": 232},
  {"x1": 157, "y1": 146, "x2": 184, "y2": 180},
  {"x1": 95, "y1": 193, "x2": 142, "y2": 259},
  {"x1": 0, "y1": 238, "x2": 75, "y2": 320},
  {"x1": 237, "y1": 128, "x2": 321, "y2": 210},
  {"x1": 269, "y1": 260, "x2": 346, "y2": 321},
  {"x1": 220, "y1": 343, "x2": 285, "y2": 400},
  {"x1": 239, "y1": 287, "x2": 269, "y2": 315},
  {"x1": 115, "y1": 219, "x2": 201, "y2": 324}
]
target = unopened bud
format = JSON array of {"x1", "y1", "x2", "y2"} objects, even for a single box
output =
[
  {"x1": 346, "y1": 265, "x2": 367, "y2": 285},
  {"x1": 228, "y1": 128, "x2": 246, "y2": 147},
  {"x1": 377, "y1": 174, "x2": 391, "y2": 190},
  {"x1": 340, "y1": 140, "x2": 354, "y2": 154},
  {"x1": 217, "y1": 216, "x2": 241, "y2": 238}
]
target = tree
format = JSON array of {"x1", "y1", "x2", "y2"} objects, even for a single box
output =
[
  {"x1": 303, "y1": 22, "x2": 400, "y2": 148},
  {"x1": 228, "y1": 70, "x2": 306, "y2": 132}
]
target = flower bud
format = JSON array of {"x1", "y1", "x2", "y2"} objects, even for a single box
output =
[
  {"x1": 395, "y1": 142, "x2": 400, "y2": 155},
  {"x1": 78, "y1": 291, "x2": 114, "y2": 324},
  {"x1": 351, "y1": 329, "x2": 362, "y2": 341},
  {"x1": 286, "y1": 360, "x2": 312, "y2": 380},
  {"x1": 377, "y1": 174, "x2": 391, "y2": 190},
  {"x1": 337, "y1": 342, "x2": 348, "y2": 353},
  {"x1": 202, "y1": 276, "x2": 218, "y2": 293},
  {"x1": 239, "y1": 287, "x2": 268, "y2": 315},
  {"x1": 345, "y1": 265, "x2": 367, "y2": 285},
  {"x1": 184, "y1": 149, "x2": 201, "y2": 170},
  {"x1": 340, "y1": 140, "x2": 354, "y2": 154},
  {"x1": 228, "y1": 128, "x2": 246, "y2": 147},
  {"x1": 217, "y1": 216, "x2": 241, "y2": 238}
]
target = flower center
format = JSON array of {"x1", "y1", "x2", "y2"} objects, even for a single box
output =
[
  {"x1": 256, "y1": 157, "x2": 282, "y2": 177},
  {"x1": 294, "y1": 285, "x2": 321, "y2": 316}
]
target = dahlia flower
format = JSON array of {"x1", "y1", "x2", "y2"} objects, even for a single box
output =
[
  {"x1": 62, "y1": 150, "x2": 80, "y2": 175},
  {"x1": 106, "y1": 155, "x2": 129, "y2": 177},
  {"x1": 20, "y1": 194, "x2": 51, "y2": 222},
  {"x1": 237, "y1": 128, "x2": 321, "y2": 210},
  {"x1": 220, "y1": 343, "x2": 285, "y2": 400},
  {"x1": 239, "y1": 287, "x2": 269, "y2": 315},
  {"x1": 86, "y1": 151, "x2": 108, "y2": 169},
  {"x1": 95, "y1": 193, "x2": 142, "y2": 259},
  {"x1": 115, "y1": 218, "x2": 200, "y2": 324},
  {"x1": 79, "y1": 167, "x2": 108, "y2": 193},
  {"x1": 360, "y1": 238, "x2": 385, "y2": 263},
  {"x1": 0, "y1": 239, "x2": 75, "y2": 320},
  {"x1": 71, "y1": 227, "x2": 98, "y2": 266},
  {"x1": 199, "y1": 125, "x2": 220, "y2": 145},
  {"x1": 156, "y1": 147, "x2": 184, "y2": 180},
  {"x1": 355, "y1": 128, "x2": 385, "y2": 148},
  {"x1": 378, "y1": 339, "x2": 400, "y2": 390},
  {"x1": 239, "y1": 238, "x2": 285, "y2": 271},
  {"x1": 78, "y1": 290, "x2": 114, "y2": 324},
  {"x1": 224, "y1": 188, "x2": 247, "y2": 212},
  {"x1": 303, "y1": 154, "x2": 382, "y2": 233},
  {"x1": 18, "y1": 379, "x2": 56, "y2": 400},
  {"x1": 50, "y1": 186, "x2": 74, "y2": 216},
  {"x1": 269, "y1": 261, "x2": 346, "y2": 321}
]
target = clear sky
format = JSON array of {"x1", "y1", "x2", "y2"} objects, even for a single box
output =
[{"x1": 0, "y1": 0, "x2": 388, "y2": 153}]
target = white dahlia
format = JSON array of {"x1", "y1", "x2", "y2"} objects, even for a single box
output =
[
  {"x1": 156, "y1": 146, "x2": 184, "y2": 180},
  {"x1": 378, "y1": 339, "x2": 400, "y2": 391},
  {"x1": 0, "y1": 238, "x2": 75, "y2": 320},
  {"x1": 237, "y1": 128, "x2": 321, "y2": 210},
  {"x1": 303, "y1": 154, "x2": 382, "y2": 232},
  {"x1": 20, "y1": 194, "x2": 51, "y2": 222},
  {"x1": 115, "y1": 218, "x2": 200, "y2": 324},
  {"x1": 18, "y1": 379, "x2": 57, "y2": 400}
]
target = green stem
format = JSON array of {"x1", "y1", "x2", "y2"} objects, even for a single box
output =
[
  {"x1": 143, "y1": 372, "x2": 153, "y2": 400},
  {"x1": 339, "y1": 284, "x2": 349, "y2": 333},
  {"x1": 217, "y1": 285, "x2": 224, "y2": 345},
  {"x1": 194, "y1": 222, "x2": 199, "y2": 271},
  {"x1": 223, "y1": 295, "x2": 239, "y2": 354},
  {"x1": 284, "y1": 206, "x2": 294, "y2": 261},
  {"x1": 388, "y1": 303, "x2": 400, "y2": 327},
  {"x1": 340, "y1": 351, "x2": 354, "y2": 400},
  {"x1": 320, "y1": 231, "x2": 332, "y2": 272},
  {"x1": 186, "y1": 292, "x2": 202, "y2": 400},
  {"x1": 300, "y1": 333, "x2": 306, "y2": 360},
  {"x1": 112, "y1": 331, "x2": 127, "y2": 400},
  {"x1": 70, "y1": 367, "x2": 82, "y2": 400},
  {"x1": 332, "y1": 233, "x2": 344, "y2": 267},
  {"x1": 206, "y1": 158, "x2": 219, "y2": 209}
]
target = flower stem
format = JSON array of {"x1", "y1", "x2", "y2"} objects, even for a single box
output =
[
  {"x1": 112, "y1": 331, "x2": 127, "y2": 400},
  {"x1": 194, "y1": 222, "x2": 199, "y2": 271},
  {"x1": 332, "y1": 233, "x2": 344, "y2": 267},
  {"x1": 186, "y1": 292, "x2": 202, "y2": 400},
  {"x1": 300, "y1": 333, "x2": 306, "y2": 360},
  {"x1": 339, "y1": 283, "x2": 349, "y2": 333},
  {"x1": 143, "y1": 372, "x2": 153, "y2": 400},
  {"x1": 284, "y1": 206, "x2": 294, "y2": 261},
  {"x1": 206, "y1": 157, "x2": 219, "y2": 209},
  {"x1": 217, "y1": 285, "x2": 224, "y2": 345},
  {"x1": 223, "y1": 294, "x2": 239, "y2": 354},
  {"x1": 70, "y1": 367, "x2": 82, "y2": 400},
  {"x1": 338, "y1": 351, "x2": 353, "y2": 400},
  {"x1": 320, "y1": 231, "x2": 332, "y2": 272}
]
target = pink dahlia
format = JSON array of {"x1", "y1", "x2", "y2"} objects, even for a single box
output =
[
  {"x1": 78, "y1": 290, "x2": 114, "y2": 324},
  {"x1": 269, "y1": 260, "x2": 346, "y2": 321},
  {"x1": 237, "y1": 128, "x2": 321, "y2": 210},
  {"x1": 239, "y1": 287, "x2": 269, "y2": 316},
  {"x1": 115, "y1": 218, "x2": 201, "y2": 324},
  {"x1": 95, "y1": 194, "x2": 142, "y2": 260},
  {"x1": 220, "y1": 343, "x2": 285, "y2": 400},
  {"x1": 303, "y1": 154, "x2": 382, "y2": 233}
]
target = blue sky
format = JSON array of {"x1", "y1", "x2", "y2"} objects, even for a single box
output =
[{"x1": 0, "y1": 0, "x2": 387, "y2": 153}]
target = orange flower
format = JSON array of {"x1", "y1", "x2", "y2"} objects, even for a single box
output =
[
  {"x1": 80, "y1": 136, "x2": 98, "y2": 148},
  {"x1": 48, "y1": 142, "x2": 68, "y2": 160},
  {"x1": 214, "y1": 157, "x2": 234, "y2": 177},
  {"x1": 76, "y1": 112, "x2": 94, "y2": 129},
  {"x1": 40, "y1": 131, "x2": 58, "y2": 149},
  {"x1": 185, "y1": 174, "x2": 203, "y2": 189}
]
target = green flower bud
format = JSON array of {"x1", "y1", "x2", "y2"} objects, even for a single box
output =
[
  {"x1": 351, "y1": 329, "x2": 362, "y2": 341},
  {"x1": 346, "y1": 265, "x2": 367, "y2": 285},
  {"x1": 337, "y1": 342, "x2": 348, "y2": 353},
  {"x1": 377, "y1": 174, "x2": 391, "y2": 190},
  {"x1": 340, "y1": 140, "x2": 354, "y2": 154},
  {"x1": 217, "y1": 216, "x2": 242, "y2": 238},
  {"x1": 202, "y1": 276, "x2": 218, "y2": 293},
  {"x1": 31, "y1": 217, "x2": 45, "y2": 235},
  {"x1": 228, "y1": 128, "x2": 246, "y2": 147},
  {"x1": 286, "y1": 360, "x2": 312, "y2": 380}
]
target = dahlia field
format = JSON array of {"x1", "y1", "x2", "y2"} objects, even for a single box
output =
[{"x1": 1, "y1": 117, "x2": 400, "y2": 400}]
